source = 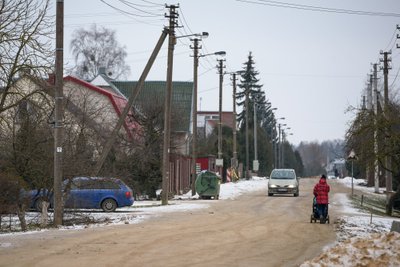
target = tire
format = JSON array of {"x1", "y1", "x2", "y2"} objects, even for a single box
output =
[
  {"x1": 294, "y1": 192, "x2": 299, "y2": 197},
  {"x1": 101, "y1": 198, "x2": 117, "y2": 212},
  {"x1": 268, "y1": 193, "x2": 273, "y2": 196}
]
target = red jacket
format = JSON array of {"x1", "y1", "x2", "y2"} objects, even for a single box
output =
[{"x1": 313, "y1": 178, "x2": 330, "y2": 204}]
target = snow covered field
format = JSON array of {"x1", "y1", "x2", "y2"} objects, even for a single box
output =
[{"x1": 1, "y1": 176, "x2": 400, "y2": 266}]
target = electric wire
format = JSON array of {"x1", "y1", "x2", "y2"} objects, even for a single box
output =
[
  {"x1": 384, "y1": 27, "x2": 398, "y2": 52},
  {"x1": 237, "y1": 0, "x2": 400, "y2": 17},
  {"x1": 139, "y1": 0, "x2": 164, "y2": 7},
  {"x1": 100, "y1": 0, "x2": 164, "y2": 26},
  {"x1": 118, "y1": 0, "x2": 164, "y2": 17},
  {"x1": 101, "y1": 0, "x2": 161, "y2": 18}
]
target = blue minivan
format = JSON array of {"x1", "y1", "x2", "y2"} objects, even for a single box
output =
[{"x1": 30, "y1": 177, "x2": 134, "y2": 212}]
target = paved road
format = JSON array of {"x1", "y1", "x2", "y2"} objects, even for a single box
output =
[{"x1": 0, "y1": 178, "x2": 347, "y2": 267}]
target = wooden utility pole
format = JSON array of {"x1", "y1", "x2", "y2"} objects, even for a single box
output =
[
  {"x1": 253, "y1": 97, "x2": 258, "y2": 173},
  {"x1": 54, "y1": 0, "x2": 64, "y2": 226},
  {"x1": 216, "y1": 59, "x2": 225, "y2": 176},
  {"x1": 373, "y1": 63, "x2": 380, "y2": 194},
  {"x1": 190, "y1": 37, "x2": 200, "y2": 195},
  {"x1": 92, "y1": 29, "x2": 168, "y2": 176},
  {"x1": 380, "y1": 51, "x2": 392, "y2": 196},
  {"x1": 231, "y1": 73, "x2": 238, "y2": 169},
  {"x1": 245, "y1": 83, "x2": 249, "y2": 178},
  {"x1": 161, "y1": 4, "x2": 178, "y2": 205}
]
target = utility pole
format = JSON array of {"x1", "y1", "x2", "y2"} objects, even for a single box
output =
[
  {"x1": 231, "y1": 72, "x2": 238, "y2": 170},
  {"x1": 380, "y1": 51, "x2": 392, "y2": 198},
  {"x1": 373, "y1": 63, "x2": 380, "y2": 194},
  {"x1": 161, "y1": 4, "x2": 178, "y2": 205},
  {"x1": 92, "y1": 29, "x2": 168, "y2": 176},
  {"x1": 54, "y1": 0, "x2": 64, "y2": 226},
  {"x1": 245, "y1": 84, "x2": 250, "y2": 179},
  {"x1": 367, "y1": 74, "x2": 373, "y2": 110},
  {"x1": 216, "y1": 59, "x2": 225, "y2": 176},
  {"x1": 277, "y1": 124, "x2": 281, "y2": 168},
  {"x1": 253, "y1": 97, "x2": 258, "y2": 173},
  {"x1": 190, "y1": 37, "x2": 200, "y2": 195},
  {"x1": 281, "y1": 130, "x2": 285, "y2": 168}
]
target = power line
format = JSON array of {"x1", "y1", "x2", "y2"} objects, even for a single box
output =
[
  {"x1": 384, "y1": 27, "x2": 398, "y2": 51},
  {"x1": 237, "y1": 0, "x2": 400, "y2": 17},
  {"x1": 139, "y1": 0, "x2": 164, "y2": 7},
  {"x1": 101, "y1": 0, "x2": 162, "y2": 18},
  {"x1": 118, "y1": 0, "x2": 164, "y2": 17}
]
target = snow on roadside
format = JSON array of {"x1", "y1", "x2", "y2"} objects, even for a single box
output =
[
  {"x1": 0, "y1": 177, "x2": 269, "y2": 235},
  {"x1": 301, "y1": 177, "x2": 400, "y2": 267}
]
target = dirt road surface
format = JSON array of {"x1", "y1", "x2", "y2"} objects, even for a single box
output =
[{"x1": 0, "y1": 178, "x2": 349, "y2": 267}]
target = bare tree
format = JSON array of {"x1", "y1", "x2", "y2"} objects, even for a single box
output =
[
  {"x1": 0, "y1": 0, "x2": 54, "y2": 114},
  {"x1": 70, "y1": 24, "x2": 130, "y2": 81}
]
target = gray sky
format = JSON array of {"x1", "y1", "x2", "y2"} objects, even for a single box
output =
[{"x1": 62, "y1": 0, "x2": 400, "y2": 145}]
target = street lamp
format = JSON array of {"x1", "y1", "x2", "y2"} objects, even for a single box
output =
[{"x1": 190, "y1": 34, "x2": 225, "y2": 194}]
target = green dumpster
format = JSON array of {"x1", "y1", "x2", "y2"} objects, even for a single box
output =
[{"x1": 195, "y1": 171, "x2": 221, "y2": 199}]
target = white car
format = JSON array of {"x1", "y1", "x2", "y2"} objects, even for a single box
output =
[{"x1": 268, "y1": 169, "x2": 299, "y2": 197}]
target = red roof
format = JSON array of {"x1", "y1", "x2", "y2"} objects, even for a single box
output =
[{"x1": 64, "y1": 76, "x2": 139, "y2": 139}]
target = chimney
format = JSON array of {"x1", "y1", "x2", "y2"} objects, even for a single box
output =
[{"x1": 99, "y1": 67, "x2": 106, "y2": 75}]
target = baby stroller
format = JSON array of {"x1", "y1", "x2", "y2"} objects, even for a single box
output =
[{"x1": 310, "y1": 197, "x2": 330, "y2": 224}]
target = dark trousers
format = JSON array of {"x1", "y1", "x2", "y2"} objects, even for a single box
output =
[{"x1": 316, "y1": 204, "x2": 328, "y2": 218}]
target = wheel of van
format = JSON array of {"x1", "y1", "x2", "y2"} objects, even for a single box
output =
[
  {"x1": 101, "y1": 198, "x2": 117, "y2": 212},
  {"x1": 294, "y1": 192, "x2": 299, "y2": 197},
  {"x1": 268, "y1": 193, "x2": 273, "y2": 196}
]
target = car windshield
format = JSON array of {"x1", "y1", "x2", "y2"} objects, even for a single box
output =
[{"x1": 270, "y1": 170, "x2": 295, "y2": 179}]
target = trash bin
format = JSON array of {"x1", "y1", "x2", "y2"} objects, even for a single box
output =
[{"x1": 195, "y1": 170, "x2": 221, "y2": 199}]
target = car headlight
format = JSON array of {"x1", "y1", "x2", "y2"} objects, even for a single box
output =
[
  {"x1": 288, "y1": 185, "x2": 295, "y2": 188},
  {"x1": 269, "y1": 184, "x2": 277, "y2": 188}
]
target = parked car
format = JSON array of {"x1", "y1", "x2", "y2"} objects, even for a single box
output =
[
  {"x1": 268, "y1": 169, "x2": 299, "y2": 197},
  {"x1": 30, "y1": 177, "x2": 134, "y2": 212}
]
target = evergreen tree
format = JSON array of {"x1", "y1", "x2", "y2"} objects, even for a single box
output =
[{"x1": 236, "y1": 52, "x2": 265, "y2": 130}]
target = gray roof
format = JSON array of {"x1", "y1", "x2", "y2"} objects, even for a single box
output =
[{"x1": 111, "y1": 81, "x2": 193, "y2": 132}]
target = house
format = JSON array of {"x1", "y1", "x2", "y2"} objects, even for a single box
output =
[
  {"x1": 62, "y1": 75, "x2": 138, "y2": 140},
  {"x1": 0, "y1": 74, "x2": 139, "y2": 158},
  {"x1": 91, "y1": 73, "x2": 194, "y2": 156},
  {"x1": 197, "y1": 111, "x2": 235, "y2": 137},
  {"x1": 91, "y1": 73, "x2": 195, "y2": 194}
]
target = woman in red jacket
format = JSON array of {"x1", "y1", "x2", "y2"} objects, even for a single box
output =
[{"x1": 313, "y1": 174, "x2": 330, "y2": 224}]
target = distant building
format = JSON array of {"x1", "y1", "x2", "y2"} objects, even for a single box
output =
[
  {"x1": 326, "y1": 158, "x2": 346, "y2": 178},
  {"x1": 197, "y1": 111, "x2": 235, "y2": 137}
]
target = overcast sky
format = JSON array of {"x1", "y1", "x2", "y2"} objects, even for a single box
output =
[{"x1": 61, "y1": 0, "x2": 400, "y2": 145}]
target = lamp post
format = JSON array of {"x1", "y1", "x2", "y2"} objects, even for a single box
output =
[{"x1": 189, "y1": 33, "x2": 225, "y2": 194}]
